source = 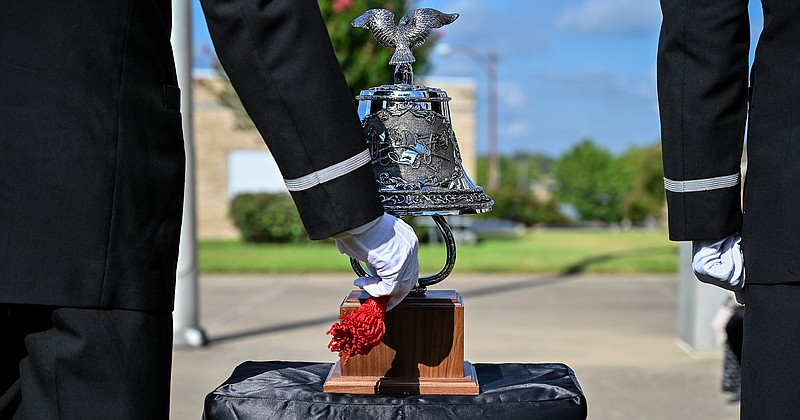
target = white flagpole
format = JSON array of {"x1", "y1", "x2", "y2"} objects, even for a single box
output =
[{"x1": 172, "y1": 0, "x2": 207, "y2": 348}]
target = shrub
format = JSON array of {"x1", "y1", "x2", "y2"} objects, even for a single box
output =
[
  {"x1": 484, "y1": 187, "x2": 570, "y2": 226},
  {"x1": 229, "y1": 193, "x2": 309, "y2": 243}
]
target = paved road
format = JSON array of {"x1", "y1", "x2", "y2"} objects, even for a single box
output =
[{"x1": 171, "y1": 273, "x2": 740, "y2": 419}]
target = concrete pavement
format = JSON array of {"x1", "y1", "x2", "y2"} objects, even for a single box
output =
[{"x1": 171, "y1": 273, "x2": 740, "y2": 419}]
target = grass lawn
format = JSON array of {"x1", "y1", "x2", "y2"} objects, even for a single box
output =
[{"x1": 199, "y1": 229, "x2": 678, "y2": 275}]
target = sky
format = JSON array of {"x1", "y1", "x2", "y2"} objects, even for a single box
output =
[{"x1": 191, "y1": 0, "x2": 765, "y2": 158}]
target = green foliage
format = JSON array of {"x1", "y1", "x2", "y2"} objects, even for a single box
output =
[
  {"x1": 319, "y1": 0, "x2": 435, "y2": 98},
  {"x1": 475, "y1": 153, "x2": 554, "y2": 191},
  {"x1": 204, "y1": 0, "x2": 436, "y2": 130},
  {"x1": 471, "y1": 153, "x2": 565, "y2": 226},
  {"x1": 487, "y1": 187, "x2": 568, "y2": 226},
  {"x1": 229, "y1": 193, "x2": 309, "y2": 243},
  {"x1": 621, "y1": 143, "x2": 666, "y2": 223},
  {"x1": 552, "y1": 139, "x2": 629, "y2": 222},
  {"x1": 550, "y1": 139, "x2": 666, "y2": 224}
]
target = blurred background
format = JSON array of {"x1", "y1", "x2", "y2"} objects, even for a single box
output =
[
  {"x1": 172, "y1": 1, "x2": 761, "y2": 418},
  {"x1": 188, "y1": 0, "x2": 762, "y2": 245}
]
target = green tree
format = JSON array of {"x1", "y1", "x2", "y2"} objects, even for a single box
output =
[
  {"x1": 552, "y1": 139, "x2": 627, "y2": 222},
  {"x1": 621, "y1": 143, "x2": 666, "y2": 223},
  {"x1": 203, "y1": 0, "x2": 436, "y2": 130},
  {"x1": 475, "y1": 152, "x2": 554, "y2": 191},
  {"x1": 611, "y1": 145, "x2": 645, "y2": 216},
  {"x1": 487, "y1": 187, "x2": 568, "y2": 226},
  {"x1": 319, "y1": 0, "x2": 435, "y2": 98}
]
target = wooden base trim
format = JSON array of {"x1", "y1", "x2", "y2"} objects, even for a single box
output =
[{"x1": 323, "y1": 361, "x2": 479, "y2": 395}]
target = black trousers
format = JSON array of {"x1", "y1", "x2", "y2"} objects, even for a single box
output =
[
  {"x1": 0, "y1": 304, "x2": 172, "y2": 419},
  {"x1": 726, "y1": 305, "x2": 744, "y2": 364},
  {"x1": 741, "y1": 284, "x2": 800, "y2": 420}
]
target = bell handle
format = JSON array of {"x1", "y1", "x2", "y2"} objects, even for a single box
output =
[{"x1": 349, "y1": 215, "x2": 456, "y2": 295}]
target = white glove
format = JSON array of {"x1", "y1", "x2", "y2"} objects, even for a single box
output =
[
  {"x1": 692, "y1": 233, "x2": 745, "y2": 304},
  {"x1": 335, "y1": 213, "x2": 419, "y2": 310}
]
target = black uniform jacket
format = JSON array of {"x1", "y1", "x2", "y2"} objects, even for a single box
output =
[
  {"x1": 0, "y1": 0, "x2": 383, "y2": 311},
  {"x1": 658, "y1": 0, "x2": 800, "y2": 284}
]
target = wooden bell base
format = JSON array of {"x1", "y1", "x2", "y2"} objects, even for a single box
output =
[
  {"x1": 324, "y1": 360, "x2": 479, "y2": 395},
  {"x1": 323, "y1": 290, "x2": 479, "y2": 395}
]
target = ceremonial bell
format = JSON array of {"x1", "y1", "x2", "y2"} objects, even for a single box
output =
[
  {"x1": 324, "y1": 8, "x2": 490, "y2": 396},
  {"x1": 349, "y1": 8, "x2": 493, "y2": 293}
]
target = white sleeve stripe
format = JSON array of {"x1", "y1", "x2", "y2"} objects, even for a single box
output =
[
  {"x1": 284, "y1": 149, "x2": 371, "y2": 192},
  {"x1": 663, "y1": 173, "x2": 740, "y2": 193}
]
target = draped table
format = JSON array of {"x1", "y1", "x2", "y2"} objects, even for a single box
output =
[{"x1": 203, "y1": 361, "x2": 587, "y2": 419}]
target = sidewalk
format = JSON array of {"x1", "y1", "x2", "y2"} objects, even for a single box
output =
[{"x1": 171, "y1": 273, "x2": 740, "y2": 419}]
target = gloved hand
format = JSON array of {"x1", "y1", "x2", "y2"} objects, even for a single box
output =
[
  {"x1": 335, "y1": 213, "x2": 419, "y2": 310},
  {"x1": 692, "y1": 233, "x2": 745, "y2": 304}
]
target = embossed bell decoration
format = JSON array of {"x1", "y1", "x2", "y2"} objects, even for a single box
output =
[{"x1": 350, "y1": 8, "x2": 493, "y2": 293}]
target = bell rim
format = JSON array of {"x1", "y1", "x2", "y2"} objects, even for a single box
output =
[
  {"x1": 379, "y1": 188, "x2": 494, "y2": 217},
  {"x1": 383, "y1": 205, "x2": 494, "y2": 217},
  {"x1": 357, "y1": 85, "x2": 451, "y2": 102}
]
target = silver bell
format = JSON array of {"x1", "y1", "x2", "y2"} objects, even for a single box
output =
[
  {"x1": 351, "y1": 8, "x2": 493, "y2": 293},
  {"x1": 357, "y1": 67, "x2": 493, "y2": 217}
]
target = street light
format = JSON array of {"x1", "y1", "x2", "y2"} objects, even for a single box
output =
[{"x1": 436, "y1": 43, "x2": 500, "y2": 191}]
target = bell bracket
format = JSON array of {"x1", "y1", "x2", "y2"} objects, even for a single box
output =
[{"x1": 350, "y1": 215, "x2": 455, "y2": 295}]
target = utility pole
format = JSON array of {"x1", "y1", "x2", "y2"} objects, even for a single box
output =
[
  {"x1": 437, "y1": 44, "x2": 500, "y2": 190},
  {"x1": 172, "y1": 0, "x2": 207, "y2": 348},
  {"x1": 486, "y1": 51, "x2": 499, "y2": 191}
]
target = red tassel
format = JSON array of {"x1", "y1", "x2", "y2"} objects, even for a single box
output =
[{"x1": 326, "y1": 296, "x2": 389, "y2": 365}]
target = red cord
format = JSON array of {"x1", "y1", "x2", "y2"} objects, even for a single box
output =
[{"x1": 326, "y1": 296, "x2": 389, "y2": 365}]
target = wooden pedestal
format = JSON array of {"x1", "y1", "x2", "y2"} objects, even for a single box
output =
[{"x1": 323, "y1": 290, "x2": 479, "y2": 395}]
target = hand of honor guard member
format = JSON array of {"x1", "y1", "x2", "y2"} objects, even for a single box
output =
[
  {"x1": 335, "y1": 213, "x2": 420, "y2": 310},
  {"x1": 692, "y1": 233, "x2": 745, "y2": 304}
]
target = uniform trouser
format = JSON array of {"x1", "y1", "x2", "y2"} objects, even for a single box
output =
[
  {"x1": 725, "y1": 305, "x2": 744, "y2": 364},
  {"x1": 741, "y1": 284, "x2": 800, "y2": 420},
  {"x1": 0, "y1": 304, "x2": 173, "y2": 420}
]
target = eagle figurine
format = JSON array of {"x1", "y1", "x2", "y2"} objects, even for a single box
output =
[{"x1": 352, "y1": 8, "x2": 459, "y2": 65}]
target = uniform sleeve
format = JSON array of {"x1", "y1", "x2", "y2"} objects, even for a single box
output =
[
  {"x1": 199, "y1": 0, "x2": 384, "y2": 239},
  {"x1": 657, "y1": 0, "x2": 750, "y2": 241}
]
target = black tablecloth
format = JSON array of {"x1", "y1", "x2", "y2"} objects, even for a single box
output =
[{"x1": 203, "y1": 361, "x2": 587, "y2": 419}]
